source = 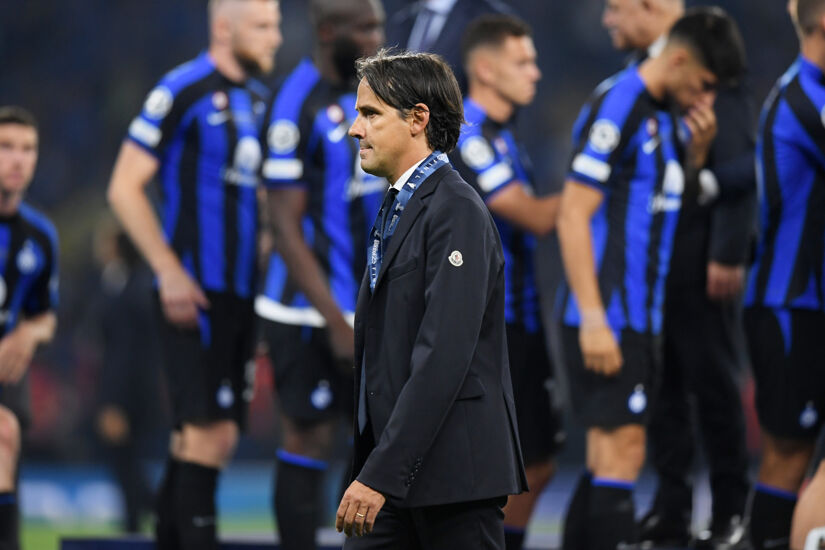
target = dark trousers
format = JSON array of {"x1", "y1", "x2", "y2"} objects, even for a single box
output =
[
  {"x1": 342, "y1": 496, "x2": 506, "y2": 550},
  {"x1": 648, "y1": 285, "x2": 749, "y2": 524}
]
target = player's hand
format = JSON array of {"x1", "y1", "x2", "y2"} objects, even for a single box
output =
[
  {"x1": 707, "y1": 261, "x2": 745, "y2": 301},
  {"x1": 684, "y1": 97, "x2": 718, "y2": 169},
  {"x1": 327, "y1": 317, "x2": 355, "y2": 374},
  {"x1": 336, "y1": 480, "x2": 385, "y2": 537},
  {"x1": 579, "y1": 324, "x2": 623, "y2": 376},
  {"x1": 0, "y1": 323, "x2": 38, "y2": 384},
  {"x1": 157, "y1": 264, "x2": 210, "y2": 328}
]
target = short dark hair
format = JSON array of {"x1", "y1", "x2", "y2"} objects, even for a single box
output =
[
  {"x1": 667, "y1": 7, "x2": 747, "y2": 87},
  {"x1": 0, "y1": 106, "x2": 38, "y2": 131},
  {"x1": 356, "y1": 49, "x2": 464, "y2": 153},
  {"x1": 797, "y1": 0, "x2": 825, "y2": 35},
  {"x1": 461, "y1": 14, "x2": 532, "y2": 68}
]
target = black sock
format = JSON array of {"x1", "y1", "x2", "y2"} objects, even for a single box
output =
[
  {"x1": 174, "y1": 461, "x2": 219, "y2": 550},
  {"x1": 562, "y1": 470, "x2": 592, "y2": 550},
  {"x1": 504, "y1": 526, "x2": 526, "y2": 550},
  {"x1": 588, "y1": 478, "x2": 636, "y2": 550},
  {"x1": 0, "y1": 492, "x2": 19, "y2": 550},
  {"x1": 274, "y1": 450, "x2": 326, "y2": 550},
  {"x1": 749, "y1": 483, "x2": 797, "y2": 550},
  {"x1": 155, "y1": 457, "x2": 178, "y2": 549}
]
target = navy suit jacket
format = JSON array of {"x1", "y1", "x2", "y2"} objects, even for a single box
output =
[
  {"x1": 351, "y1": 163, "x2": 527, "y2": 507},
  {"x1": 385, "y1": 0, "x2": 513, "y2": 92}
]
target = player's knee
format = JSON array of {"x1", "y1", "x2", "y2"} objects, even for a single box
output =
[
  {"x1": 524, "y1": 460, "x2": 555, "y2": 491},
  {"x1": 0, "y1": 408, "x2": 20, "y2": 457},
  {"x1": 183, "y1": 420, "x2": 239, "y2": 464}
]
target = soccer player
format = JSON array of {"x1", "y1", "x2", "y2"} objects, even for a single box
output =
[
  {"x1": 256, "y1": 1, "x2": 383, "y2": 548},
  {"x1": 557, "y1": 9, "x2": 745, "y2": 549},
  {"x1": 744, "y1": 0, "x2": 825, "y2": 548},
  {"x1": 106, "y1": 1, "x2": 281, "y2": 548},
  {"x1": 602, "y1": 1, "x2": 756, "y2": 546},
  {"x1": 448, "y1": 15, "x2": 560, "y2": 550},
  {"x1": 0, "y1": 106, "x2": 59, "y2": 549}
]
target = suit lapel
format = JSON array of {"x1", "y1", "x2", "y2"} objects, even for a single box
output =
[{"x1": 371, "y1": 165, "x2": 449, "y2": 294}]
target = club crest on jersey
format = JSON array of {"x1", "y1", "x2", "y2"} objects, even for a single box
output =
[
  {"x1": 217, "y1": 381, "x2": 235, "y2": 409},
  {"x1": 646, "y1": 117, "x2": 659, "y2": 137},
  {"x1": 17, "y1": 241, "x2": 37, "y2": 274},
  {"x1": 268, "y1": 120, "x2": 300, "y2": 154},
  {"x1": 589, "y1": 119, "x2": 621, "y2": 154},
  {"x1": 326, "y1": 104, "x2": 345, "y2": 124},
  {"x1": 144, "y1": 86, "x2": 174, "y2": 120},
  {"x1": 628, "y1": 385, "x2": 647, "y2": 414},
  {"x1": 461, "y1": 136, "x2": 495, "y2": 170},
  {"x1": 494, "y1": 137, "x2": 509, "y2": 155},
  {"x1": 800, "y1": 402, "x2": 819, "y2": 429},
  {"x1": 311, "y1": 380, "x2": 333, "y2": 410},
  {"x1": 212, "y1": 91, "x2": 228, "y2": 111}
]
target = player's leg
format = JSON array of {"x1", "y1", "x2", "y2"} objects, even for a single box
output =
[
  {"x1": 0, "y1": 404, "x2": 20, "y2": 549},
  {"x1": 560, "y1": 328, "x2": 656, "y2": 550},
  {"x1": 689, "y1": 297, "x2": 749, "y2": 546},
  {"x1": 501, "y1": 324, "x2": 561, "y2": 550},
  {"x1": 265, "y1": 320, "x2": 351, "y2": 550},
  {"x1": 791, "y1": 458, "x2": 825, "y2": 550},
  {"x1": 642, "y1": 299, "x2": 693, "y2": 546},
  {"x1": 745, "y1": 308, "x2": 824, "y2": 550}
]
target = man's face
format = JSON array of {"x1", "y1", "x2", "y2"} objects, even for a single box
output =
[
  {"x1": 484, "y1": 35, "x2": 541, "y2": 107},
  {"x1": 0, "y1": 123, "x2": 38, "y2": 199},
  {"x1": 330, "y1": 1, "x2": 386, "y2": 83},
  {"x1": 666, "y1": 49, "x2": 718, "y2": 111},
  {"x1": 349, "y1": 79, "x2": 414, "y2": 180},
  {"x1": 602, "y1": 0, "x2": 650, "y2": 51},
  {"x1": 231, "y1": 0, "x2": 282, "y2": 76}
]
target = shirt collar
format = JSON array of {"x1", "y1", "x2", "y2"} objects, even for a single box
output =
[
  {"x1": 392, "y1": 155, "x2": 430, "y2": 191},
  {"x1": 424, "y1": 0, "x2": 457, "y2": 16}
]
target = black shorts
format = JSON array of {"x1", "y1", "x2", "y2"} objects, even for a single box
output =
[
  {"x1": 0, "y1": 373, "x2": 31, "y2": 431},
  {"x1": 261, "y1": 319, "x2": 353, "y2": 426},
  {"x1": 156, "y1": 292, "x2": 256, "y2": 430},
  {"x1": 506, "y1": 323, "x2": 564, "y2": 464},
  {"x1": 561, "y1": 326, "x2": 661, "y2": 429},
  {"x1": 744, "y1": 306, "x2": 825, "y2": 439}
]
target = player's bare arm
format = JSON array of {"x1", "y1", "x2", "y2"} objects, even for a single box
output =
[
  {"x1": 107, "y1": 141, "x2": 209, "y2": 328},
  {"x1": 558, "y1": 180, "x2": 623, "y2": 376},
  {"x1": 268, "y1": 188, "x2": 354, "y2": 367}
]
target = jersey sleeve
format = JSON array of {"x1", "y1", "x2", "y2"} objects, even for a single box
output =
[
  {"x1": 451, "y1": 127, "x2": 516, "y2": 202},
  {"x1": 567, "y1": 85, "x2": 638, "y2": 191},
  {"x1": 261, "y1": 94, "x2": 316, "y2": 189},
  {"x1": 126, "y1": 79, "x2": 187, "y2": 159},
  {"x1": 24, "y1": 224, "x2": 59, "y2": 316}
]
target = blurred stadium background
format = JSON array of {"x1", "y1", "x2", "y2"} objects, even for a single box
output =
[{"x1": 0, "y1": 0, "x2": 799, "y2": 548}]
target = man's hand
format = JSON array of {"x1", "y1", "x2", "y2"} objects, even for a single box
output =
[
  {"x1": 328, "y1": 317, "x2": 355, "y2": 374},
  {"x1": 336, "y1": 480, "x2": 385, "y2": 537},
  {"x1": 684, "y1": 97, "x2": 718, "y2": 169},
  {"x1": 579, "y1": 324, "x2": 623, "y2": 376},
  {"x1": 157, "y1": 264, "x2": 210, "y2": 328},
  {"x1": 707, "y1": 261, "x2": 745, "y2": 301},
  {"x1": 0, "y1": 323, "x2": 39, "y2": 384}
]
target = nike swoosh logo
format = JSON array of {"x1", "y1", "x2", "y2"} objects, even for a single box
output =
[
  {"x1": 327, "y1": 124, "x2": 347, "y2": 143},
  {"x1": 207, "y1": 111, "x2": 230, "y2": 126},
  {"x1": 642, "y1": 137, "x2": 661, "y2": 154}
]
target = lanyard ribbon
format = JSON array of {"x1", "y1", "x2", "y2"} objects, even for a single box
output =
[{"x1": 368, "y1": 151, "x2": 448, "y2": 291}]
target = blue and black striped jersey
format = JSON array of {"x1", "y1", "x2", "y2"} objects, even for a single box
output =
[
  {"x1": 560, "y1": 67, "x2": 684, "y2": 336},
  {"x1": 0, "y1": 203, "x2": 58, "y2": 338},
  {"x1": 450, "y1": 98, "x2": 540, "y2": 332},
  {"x1": 746, "y1": 56, "x2": 825, "y2": 311},
  {"x1": 256, "y1": 59, "x2": 386, "y2": 326},
  {"x1": 127, "y1": 52, "x2": 269, "y2": 299}
]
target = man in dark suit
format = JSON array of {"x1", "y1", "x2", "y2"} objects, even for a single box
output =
[
  {"x1": 385, "y1": 0, "x2": 512, "y2": 91},
  {"x1": 335, "y1": 49, "x2": 527, "y2": 549}
]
